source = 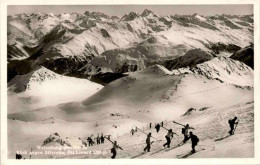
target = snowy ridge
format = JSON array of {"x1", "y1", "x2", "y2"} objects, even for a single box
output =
[
  {"x1": 191, "y1": 56, "x2": 253, "y2": 87},
  {"x1": 8, "y1": 66, "x2": 103, "y2": 110},
  {"x1": 8, "y1": 66, "x2": 59, "y2": 92},
  {"x1": 164, "y1": 49, "x2": 214, "y2": 70}
]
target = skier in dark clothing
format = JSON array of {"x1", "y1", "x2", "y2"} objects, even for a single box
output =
[
  {"x1": 87, "y1": 137, "x2": 93, "y2": 146},
  {"x1": 111, "y1": 141, "x2": 119, "y2": 159},
  {"x1": 182, "y1": 124, "x2": 194, "y2": 143},
  {"x1": 163, "y1": 129, "x2": 174, "y2": 148},
  {"x1": 187, "y1": 132, "x2": 199, "y2": 153},
  {"x1": 229, "y1": 116, "x2": 239, "y2": 135},
  {"x1": 149, "y1": 123, "x2": 152, "y2": 129},
  {"x1": 155, "y1": 123, "x2": 161, "y2": 133},
  {"x1": 144, "y1": 133, "x2": 152, "y2": 152},
  {"x1": 131, "y1": 128, "x2": 135, "y2": 135},
  {"x1": 100, "y1": 134, "x2": 105, "y2": 144},
  {"x1": 96, "y1": 135, "x2": 100, "y2": 145},
  {"x1": 16, "y1": 153, "x2": 22, "y2": 159},
  {"x1": 161, "y1": 121, "x2": 164, "y2": 127}
]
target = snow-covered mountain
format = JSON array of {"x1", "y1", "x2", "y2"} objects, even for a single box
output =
[
  {"x1": 164, "y1": 49, "x2": 215, "y2": 70},
  {"x1": 8, "y1": 66, "x2": 103, "y2": 111},
  {"x1": 7, "y1": 10, "x2": 253, "y2": 83}
]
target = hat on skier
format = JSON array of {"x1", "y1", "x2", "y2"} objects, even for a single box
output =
[{"x1": 169, "y1": 129, "x2": 172, "y2": 132}]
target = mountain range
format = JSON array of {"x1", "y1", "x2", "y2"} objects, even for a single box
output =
[{"x1": 8, "y1": 9, "x2": 253, "y2": 84}]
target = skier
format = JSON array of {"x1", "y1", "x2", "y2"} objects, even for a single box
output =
[
  {"x1": 16, "y1": 153, "x2": 22, "y2": 159},
  {"x1": 187, "y1": 132, "x2": 199, "y2": 153},
  {"x1": 161, "y1": 121, "x2": 164, "y2": 127},
  {"x1": 149, "y1": 123, "x2": 152, "y2": 129},
  {"x1": 143, "y1": 132, "x2": 152, "y2": 152},
  {"x1": 182, "y1": 124, "x2": 194, "y2": 143},
  {"x1": 100, "y1": 134, "x2": 105, "y2": 144},
  {"x1": 131, "y1": 128, "x2": 135, "y2": 136},
  {"x1": 87, "y1": 137, "x2": 93, "y2": 146},
  {"x1": 163, "y1": 129, "x2": 174, "y2": 148},
  {"x1": 155, "y1": 123, "x2": 161, "y2": 133},
  {"x1": 96, "y1": 135, "x2": 100, "y2": 145},
  {"x1": 105, "y1": 136, "x2": 123, "y2": 159},
  {"x1": 228, "y1": 116, "x2": 239, "y2": 135},
  {"x1": 111, "y1": 141, "x2": 119, "y2": 159}
]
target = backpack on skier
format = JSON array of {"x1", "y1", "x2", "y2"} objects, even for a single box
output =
[
  {"x1": 228, "y1": 119, "x2": 232, "y2": 126},
  {"x1": 181, "y1": 128, "x2": 185, "y2": 134},
  {"x1": 111, "y1": 147, "x2": 116, "y2": 153},
  {"x1": 193, "y1": 135, "x2": 199, "y2": 144}
]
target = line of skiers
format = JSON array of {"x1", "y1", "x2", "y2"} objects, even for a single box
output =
[
  {"x1": 109, "y1": 116, "x2": 239, "y2": 158},
  {"x1": 86, "y1": 134, "x2": 108, "y2": 147},
  {"x1": 15, "y1": 117, "x2": 239, "y2": 159}
]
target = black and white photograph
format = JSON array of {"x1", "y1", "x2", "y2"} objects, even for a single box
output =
[{"x1": 1, "y1": 1, "x2": 259, "y2": 163}]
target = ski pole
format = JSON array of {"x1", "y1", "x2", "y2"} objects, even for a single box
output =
[{"x1": 233, "y1": 119, "x2": 239, "y2": 134}]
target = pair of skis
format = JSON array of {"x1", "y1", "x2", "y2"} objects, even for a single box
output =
[
  {"x1": 104, "y1": 136, "x2": 123, "y2": 150},
  {"x1": 161, "y1": 126, "x2": 179, "y2": 136},
  {"x1": 135, "y1": 126, "x2": 161, "y2": 141},
  {"x1": 172, "y1": 121, "x2": 195, "y2": 130}
]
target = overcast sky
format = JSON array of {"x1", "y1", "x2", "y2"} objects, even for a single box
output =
[{"x1": 8, "y1": 5, "x2": 253, "y2": 16}]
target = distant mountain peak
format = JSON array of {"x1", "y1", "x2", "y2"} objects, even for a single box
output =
[
  {"x1": 121, "y1": 12, "x2": 140, "y2": 21},
  {"x1": 84, "y1": 10, "x2": 110, "y2": 19},
  {"x1": 141, "y1": 9, "x2": 153, "y2": 16},
  {"x1": 141, "y1": 9, "x2": 159, "y2": 17}
]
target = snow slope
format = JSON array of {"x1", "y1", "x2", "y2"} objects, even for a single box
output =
[
  {"x1": 8, "y1": 65, "x2": 253, "y2": 158},
  {"x1": 8, "y1": 66, "x2": 103, "y2": 112}
]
